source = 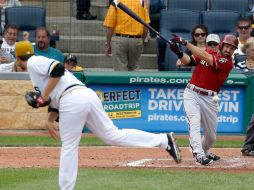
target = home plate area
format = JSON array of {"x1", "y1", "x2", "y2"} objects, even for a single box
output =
[
  {"x1": 121, "y1": 147, "x2": 254, "y2": 170},
  {"x1": 124, "y1": 157, "x2": 253, "y2": 169}
]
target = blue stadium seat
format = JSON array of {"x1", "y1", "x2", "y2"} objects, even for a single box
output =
[
  {"x1": 159, "y1": 9, "x2": 201, "y2": 38},
  {"x1": 209, "y1": 0, "x2": 251, "y2": 17},
  {"x1": 164, "y1": 48, "x2": 178, "y2": 71},
  {"x1": 167, "y1": 0, "x2": 208, "y2": 11},
  {"x1": 157, "y1": 9, "x2": 200, "y2": 70},
  {"x1": 201, "y1": 10, "x2": 241, "y2": 37},
  {"x1": 5, "y1": 6, "x2": 46, "y2": 42},
  {"x1": 164, "y1": 46, "x2": 189, "y2": 71}
]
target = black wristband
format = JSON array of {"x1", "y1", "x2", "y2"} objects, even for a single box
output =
[
  {"x1": 177, "y1": 51, "x2": 183, "y2": 59},
  {"x1": 183, "y1": 40, "x2": 187, "y2": 46}
]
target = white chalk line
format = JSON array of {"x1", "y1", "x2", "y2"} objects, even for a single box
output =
[{"x1": 125, "y1": 157, "x2": 252, "y2": 168}]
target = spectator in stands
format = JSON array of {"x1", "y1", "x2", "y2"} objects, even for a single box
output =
[
  {"x1": 103, "y1": 0, "x2": 150, "y2": 71},
  {"x1": 0, "y1": 0, "x2": 21, "y2": 32},
  {"x1": 22, "y1": 31, "x2": 30, "y2": 41},
  {"x1": 145, "y1": 0, "x2": 150, "y2": 9},
  {"x1": 1, "y1": 24, "x2": 18, "y2": 54},
  {"x1": 176, "y1": 24, "x2": 208, "y2": 70},
  {"x1": 0, "y1": 59, "x2": 24, "y2": 72},
  {"x1": 206, "y1": 33, "x2": 220, "y2": 53},
  {"x1": 76, "y1": 0, "x2": 97, "y2": 20},
  {"x1": 0, "y1": 39, "x2": 23, "y2": 72},
  {"x1": 0, "y1": 24, "x2": 15, "y2": 65},
  {"x1": 189, "y1": 24, "x2": 208, "y2": 50},
  {"x1": 144, "y1": 0, "x2": 151, "y2": 43},
  {"x1": 64, "y1": 54, "x2": 83, "y2": 72},
  {"x1": 234, "y1": 37, "x2": 254, "y2": 73},
  {"x1": 234, "y1": 18, "x2": 253, "y2": 55},
  {"x1": 34, "y1": 27, "x2": 64, "y2": 62},
  {"x1": 50, "y1": 25, "x2": 60, "y2": 48},
  {"x1": 0, "y1": 48, "x2": 15, "y2": 64}
]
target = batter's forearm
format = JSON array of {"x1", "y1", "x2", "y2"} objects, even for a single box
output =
[
  {"x1": 179, "y1": 53, "x2": 191, "y2": 66},
  {"x1": 186, "y1": 42, "x2": 213, "y2": 65}
]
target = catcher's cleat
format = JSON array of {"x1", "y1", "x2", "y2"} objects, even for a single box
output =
[
  {"x1": 166, "y1": 132, "x2": 182, "y2": 163},
  {"x1": 195, "y1": 156, "x2": 213, "y2": 166},
  {"x1": 206, "y1": 153, "x2": 220, "y2": 161}
]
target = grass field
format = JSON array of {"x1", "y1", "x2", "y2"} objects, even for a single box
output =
[
  {"x1": 0, "y1": 135, "x2": 244, "y2": 147},
  {"x1": 0, "y1": 168, "x2": 253, "y2": 190},
  {"x1": 1, "y1": 135, "x2": 253, "y2": 190}
]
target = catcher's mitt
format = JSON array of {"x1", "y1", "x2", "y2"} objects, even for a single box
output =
[{"x1": 25, "y1": 91, "x2": 51, "y2": 108}]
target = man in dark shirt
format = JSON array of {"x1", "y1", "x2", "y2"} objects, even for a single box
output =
[{"x1": 76, "y1": 0, "x2": 97, "y2": 20}]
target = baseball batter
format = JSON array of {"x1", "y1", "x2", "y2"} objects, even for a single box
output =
[
  {"x1": 15, "y1": 41, "x2": 181, "y2": 190},
  {"x1": 169, "y1": 34, "x2": 238, "y2": 165}
]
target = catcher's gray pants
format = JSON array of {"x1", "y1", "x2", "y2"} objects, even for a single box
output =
[
  {"x1": 58, "y1": 87, "x2": 168, "y2": 190},
  {"x1": 183, "y1": 87, "x2": 218, "y2": 159},
  {"x1": 242, "y1": 114, "x2": 254, "y2": 151}
]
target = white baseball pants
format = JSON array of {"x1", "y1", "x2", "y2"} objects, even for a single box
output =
[
  {"x1": 58, "y1": 87, "x2": 168, "y2": 190},
  {"x1": 184, "y1": 88, "x2": 218, "y2": 158}
]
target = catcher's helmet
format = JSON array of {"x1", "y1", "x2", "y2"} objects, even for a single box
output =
[
  {"x1": 219, "y1": 34, "x2": 238, "y2": 50},
  {"x1": 64, "y1": 55, "x2": 77, "y2": 64}
]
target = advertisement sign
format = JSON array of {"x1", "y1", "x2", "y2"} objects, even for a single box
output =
[{"x1": 90, "y1": 84, "x2": 245, "y2": 134}]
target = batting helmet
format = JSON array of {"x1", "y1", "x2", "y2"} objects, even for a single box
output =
[
  {"x1": 64, "y1": 55, "x2": 77, "y2": 64},
  {"x1": 218, "y1": 34, "x2": 238, "y2": 50}
]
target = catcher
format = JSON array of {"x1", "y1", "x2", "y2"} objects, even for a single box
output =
[{"x1": 17, "y1": 41, "x2": 181, "y2": 190}]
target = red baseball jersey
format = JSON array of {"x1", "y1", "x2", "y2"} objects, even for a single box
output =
[{"x1": 189, "y1": 49, "x2": 233, "y2": 93}]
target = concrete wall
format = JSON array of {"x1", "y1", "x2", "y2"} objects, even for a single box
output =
[{"x1": 0, "y1": 79, "x2": 47, "y2": 130}]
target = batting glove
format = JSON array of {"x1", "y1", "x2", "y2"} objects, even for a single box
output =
[
  {"x1": 169, "y1": 42, "x2": 184, "y2": 58},
  {"x1": 171, "y1": 34, "x2": 187, "y2": 46}
]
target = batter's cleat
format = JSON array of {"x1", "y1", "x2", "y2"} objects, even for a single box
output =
[
  {"x1": 195, "y1": 156, "x2": 213, "y2": 166},
  {"x1": 206, "y1": 153, "x2": 220, "y2": 161},
  {"x1": 248, "y1": 150, "x2": 254, "y2": 156},
  {"x1": 166, "y1": 132, "x2": 182, "y2": 163},
  {"x1": 242, "y1": 149, "x2": 254, "y2": 156}
]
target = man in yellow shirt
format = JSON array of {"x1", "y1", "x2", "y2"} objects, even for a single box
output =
[{"x1": 104, "y1": 0, "x2": 150, "y2": 71}]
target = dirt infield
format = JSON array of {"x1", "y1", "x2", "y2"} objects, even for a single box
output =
[
  {"x1": 1, "y1": 146, "x2": 253, "y2": 173},
  {"x1": 0, "y1": 132, "x2": 252, "y2": 172}
]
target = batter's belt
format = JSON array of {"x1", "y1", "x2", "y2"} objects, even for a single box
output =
[{"x1": 187, "y1": 84, "x2": 217, "y2": 96}]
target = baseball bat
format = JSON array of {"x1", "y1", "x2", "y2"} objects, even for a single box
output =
[{"x1": 112, "y1": 1, "x2": 173, "y2": 45}]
